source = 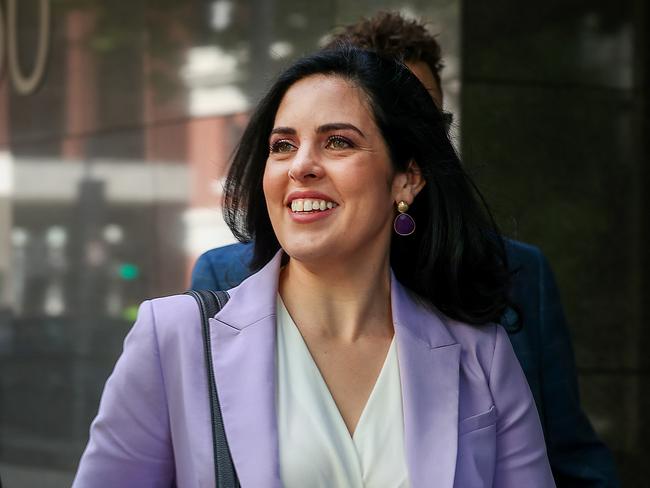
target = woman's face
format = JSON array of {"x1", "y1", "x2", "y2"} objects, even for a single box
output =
[{"x1": 263, "y1": 74, "x2": 413, "y2": 265}]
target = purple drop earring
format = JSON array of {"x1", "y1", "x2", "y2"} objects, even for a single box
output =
[{"x1": 393, "y1": 201, "x2": 415, "y2": 236}]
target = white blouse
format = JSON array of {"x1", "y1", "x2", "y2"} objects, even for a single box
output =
[{"x1": 276, "y1": 296, "x2": 410, "y2": 488}]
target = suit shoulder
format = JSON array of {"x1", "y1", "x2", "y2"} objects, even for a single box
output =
[
  {"x1": 504, "y1": 239, "x2": 559, "y2": 278},
  {"x1": 144, "y1": 294, "x2": 201, "y2": 345},
  {"x1": 504, "y1": 238, "x2": 543, "y2": 260},
  {"x1": 148, "y1": 293, "x2": 197, "y2": 313},
  {"x1": 197, "y1": 242, "x2": 253, "y2": 265}
]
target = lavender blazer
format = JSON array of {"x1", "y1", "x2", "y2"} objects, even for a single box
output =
[{"x1": 73, "y1": 252, "x2": 555, "y2": 488}]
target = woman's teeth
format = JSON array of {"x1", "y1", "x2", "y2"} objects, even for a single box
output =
[{"x1": 290, "y1": 199, "x2": 338, "y2": 212}]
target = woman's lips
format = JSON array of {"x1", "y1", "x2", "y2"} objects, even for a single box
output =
[
  {"x1": 287, "y1": 206, "x2": 337, "y2": 223},
  {"x1": 285, "y1": 191, "x2": 338, "y2": 207},
  {"x1": 290, "y1": 198, "x2": 338, "y2": 212}
]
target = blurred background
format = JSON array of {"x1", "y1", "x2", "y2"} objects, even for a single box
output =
[{"x1": 0, "y1": 0, "x2": 647, "y2": 486}]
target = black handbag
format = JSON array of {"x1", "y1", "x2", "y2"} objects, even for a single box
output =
[{"x1": 185, "y1": 290, "x2": 240, "y2": 488}]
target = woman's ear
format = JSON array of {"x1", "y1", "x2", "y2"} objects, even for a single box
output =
[{"x1": 392, "y1": 160, "x2": 426, "y2": 204}]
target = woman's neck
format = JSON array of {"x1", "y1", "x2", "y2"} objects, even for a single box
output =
[{"x1": 278, "y1": 254, "x2": 393, "y2": 342}]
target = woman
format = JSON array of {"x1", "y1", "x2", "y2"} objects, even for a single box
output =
[{"x1": 74, "y1": 47, "x2": 555, "y2": 487}]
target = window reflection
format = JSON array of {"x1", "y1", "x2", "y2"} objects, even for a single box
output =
[
  {"x1": 43, "y1": 226, "x2": 68, "y2": 317},
  {"x1": 10, "y1": 227, "x2": 28, "y2": 316},
  {"x1": 211, "y1": 0, "x2": 234, "y2": 31},
  {"x1": 182, "y1": 46, "x2": 248, "y2": 117}
]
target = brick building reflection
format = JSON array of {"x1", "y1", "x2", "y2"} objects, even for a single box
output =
[{"x1": 0, "y1": 4, "x2": 249, "y2": 467}]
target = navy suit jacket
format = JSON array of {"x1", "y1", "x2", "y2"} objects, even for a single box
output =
[{"x1": 191, "y1": 240, "x2": 619, "y2": 487}]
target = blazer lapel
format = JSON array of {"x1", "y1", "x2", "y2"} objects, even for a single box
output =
[
  {"x1": 209, "y1": 252, "x2": 284, "y2": 488},
  {"x1": 391, "y1": 274, "x2": 461, "y2": 488}
]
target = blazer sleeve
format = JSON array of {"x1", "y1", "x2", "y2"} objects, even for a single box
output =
[
  {"x1": 491, "y1": 324, "x2": 557, "y2": 488},
  {"x1": 537, "y1": 255, "x2": 620, "y2": 487},
  {"x1": 72, "y1": 301, "x2": 174, "y2": 488}
]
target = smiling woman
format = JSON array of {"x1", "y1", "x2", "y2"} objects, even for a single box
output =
[
  {"x1": 224, "y1": 46, "x2": 509, "y2": 326},
  {"x1": 263, "y1": 74, "x2": 408, "y2": 267},
  {"x1": 73, "y1": 46, "x2": 556, "y2": 488},
  {"x1": 219, "y1": 46, "x2": 555, "y2": 487}
]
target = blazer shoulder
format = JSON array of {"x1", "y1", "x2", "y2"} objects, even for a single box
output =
[
  {"x1": 504, "y1": 238, "x2": 545, "y2": 269},
  {"x1": 504, "y1": 238, "x2": 541, "y2": 255},
  {"x1": 145, "y1": 294, "x2": 202, "y2": 350}
]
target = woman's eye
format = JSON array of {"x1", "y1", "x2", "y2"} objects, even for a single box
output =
[
  {"x1": 270, "y1": 140, "x2": 296, "y2": 153},
  {"x1": 326, "y1": 136, "x2": 352, "y2": 150}
]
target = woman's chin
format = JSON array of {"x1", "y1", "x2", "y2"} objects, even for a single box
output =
[{"x1": 281, "y1": 241, "x2": 343, "y2": 265}]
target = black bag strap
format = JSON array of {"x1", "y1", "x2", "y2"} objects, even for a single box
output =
[{"x1": 185, "y1": 290, "x2": 240, "y2": 488}]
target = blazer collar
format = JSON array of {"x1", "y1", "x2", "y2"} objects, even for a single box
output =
[
  {"x1": 391, "y1": 273, "x2": 460, "y2": 487},
  {"x1": 210, "y1": 252, "x2": 460, "y2": 487},
  {"x1": 209, "y1": 252, "x2": 284, "y2": 488},
  {"x1": 214, "y1": 250, "x2": 282, "y2": 331}
]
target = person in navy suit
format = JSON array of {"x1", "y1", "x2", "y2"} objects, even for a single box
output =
[{"x1": 192, "y1": 12, "x2": 618, "y2": 488}]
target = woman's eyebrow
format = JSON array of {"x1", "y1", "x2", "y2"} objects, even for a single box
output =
[
  {"x1": 270, "y1": 127, "x2": 296, "y2": 136},
  {"x1": 270, "y1": 123, "x2": 366, "y2": 139},
  {"x1": 317, "y1": 123, "x2": 366, "y2": 139}
]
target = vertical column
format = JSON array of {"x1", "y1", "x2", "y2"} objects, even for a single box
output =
[
  {"x1": 637, "y1": 0, "x2": 650, "y2": 479},
  {"x1": 183, "y1": 116, "x2": 230, "y2": 284},
  {"x1": 0, "y1": 62, "x2": 12, "y2": 311},
  {"x1": 248, "y1": 0, "x2": 274, "y2": 100},
  {"x1": 461, "y1": 0, "x2": 642, "y2": 482},
  {"x1": 61, "y1": 10, "x2": 96, "y2": 160},
  {"x1": 141, "y1": 8, "x2": 193, "y2": 294},
  {"x1": 62, "y1": 8, "x2": 100, "y2": 446},
  {"x1": 142, "y1": 49, "x2": 156, "y2": 161}
]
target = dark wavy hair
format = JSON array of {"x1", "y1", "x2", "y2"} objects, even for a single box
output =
[{"x1": 223, "y1": 46, "x2": 513, "y2": 325}]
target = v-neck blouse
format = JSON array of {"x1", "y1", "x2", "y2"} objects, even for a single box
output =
[{"x1": 276, "y1": 296, "x2": 410, "y2": 488}]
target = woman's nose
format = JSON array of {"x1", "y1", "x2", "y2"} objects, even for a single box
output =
[{"x1": 288, "y1": 145, "x2": 323, "y2": 181}]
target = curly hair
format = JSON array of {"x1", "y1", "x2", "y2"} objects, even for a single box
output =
[{"x1": 324, "y1": 11, "x2": 443, "y2": 87}]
